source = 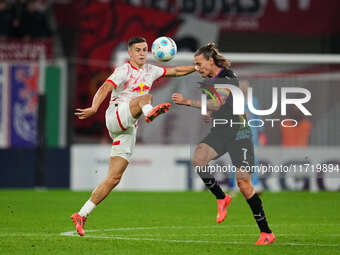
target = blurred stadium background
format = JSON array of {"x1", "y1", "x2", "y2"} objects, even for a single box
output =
[{"x1": 0, "y1": 1, "x2": 340, "y2": 253}]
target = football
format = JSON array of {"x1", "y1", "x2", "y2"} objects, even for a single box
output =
[{"x1": 151, "y1": 36, "x2": 177, "y2": 62}]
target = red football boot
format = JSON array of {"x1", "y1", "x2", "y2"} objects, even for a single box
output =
[
  {"x1": 216, "y1": 194, "x2": 232, "y2": 223},
  {"x1": 145, "y1": 103, "x2": 171, "y2": 123},
  {"x1": 255, "y1": 232, "x2": 276, "y2": 245},
  {"x1": 71, "y1": 213, "x2": 86, "y2": 236}
]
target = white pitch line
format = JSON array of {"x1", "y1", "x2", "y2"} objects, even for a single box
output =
[
  {"x1": 59, "y1": 224, "x2": 340, "y2": 248},
  {"x1": 1, "y1": 229, "x2": 339, "y2": 248},
  {"x1": 2, "y1": 231, "x2": 339, "y2": 239},
  {"x1": 59, "y1": 230, "x2": 340, "y2": 238},
  {"x1": 60, "y1": 223, "x2": 340, "y2": 236},
  {"x1": 59, "y1": 225, "x2": 255, "y2": 236},
  {"x1": 59, "y1": 231, "x2": 77, "y2": 236}
]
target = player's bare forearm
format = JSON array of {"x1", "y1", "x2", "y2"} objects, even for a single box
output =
[
  {"x1": 75, "y1": 81, "x2": 113, "y2": 119},
  {"x1": 189, "y1": 99, "x2": 220, "y2": 111},
  {"x1": 172, "y1": 93, "x2": 220, "y2": 111},
  {"x1": 165, "y1": 65, "x2": 195, "y2": 77},
  {"x1": 91, "y1": 82, "x2": 113, "y2": 112}
]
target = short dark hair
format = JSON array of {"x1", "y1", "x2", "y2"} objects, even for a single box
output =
[
  {"x1": 195, "y1": 42, "x2": 231, "y2": 68},
  {"x1": 128, "y1": 37, "x2": 147, "y2": 48}
]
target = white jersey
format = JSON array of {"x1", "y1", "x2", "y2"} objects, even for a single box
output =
[{"x1": 106, "y1": 61, "x2": 166, "y2": 104}]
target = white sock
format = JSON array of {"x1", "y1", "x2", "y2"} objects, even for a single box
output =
[
  {"x1": 142, "y1": 104, "x2": 153, "y2": 116},
  {"x1": 79, "y1": 200, "x2": 96, "y2": 217}
]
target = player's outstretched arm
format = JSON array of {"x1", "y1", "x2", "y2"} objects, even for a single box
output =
[
  {"x1": 165, "y1": 65, "x2": 195, "y2": 77},
  {"x1": 172, "y1": 93, "x2": 221, "y2": 111},
  {"x1": 75, "y1": 81, "x2": 114, "y2": 119}
]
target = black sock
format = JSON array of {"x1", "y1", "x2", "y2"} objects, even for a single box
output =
[
  {"x1": 197, "y1": 171, "x2": 225, "y2": 199},
  {"x1": 247, "y1": 193, "x2": 272, "y2": 233}
]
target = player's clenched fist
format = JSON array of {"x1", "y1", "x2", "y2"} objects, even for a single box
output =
[
  {"x1": 171, "y1": 93, "x2": 191, "y2": 106},
  {"x1": 75, "y1": 107, "x2": 97, "y2": 119}
]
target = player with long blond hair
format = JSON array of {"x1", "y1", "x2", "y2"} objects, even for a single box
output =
[{"x1": 172, "y1": 42, "x2": 275, "y2": 245}]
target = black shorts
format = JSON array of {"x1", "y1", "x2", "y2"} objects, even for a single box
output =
[{"x1": 201, "y1": 132, "x2": 254, "y2": 169}]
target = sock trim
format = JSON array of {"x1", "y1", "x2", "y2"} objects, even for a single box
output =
[
  {"x1": 79, "y1": 200, "x2": 96, "y2": 218},
  {"x1": 142, "y1": 104, "x2": 153, "y2": 116}
]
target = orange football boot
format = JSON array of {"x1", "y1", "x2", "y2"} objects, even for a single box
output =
[
  {"x1": 145, "y1": 103, "x2": 171, "y2": 123},
  {"x1": 216, "y1": 194, "x2": 232, "y2": 223},
  {"x1": 71, "y1": 213, "x2": 86, "y2": 236},
  {"x1": 255, "y1": 232, "x2": 276, "y2": 245}
]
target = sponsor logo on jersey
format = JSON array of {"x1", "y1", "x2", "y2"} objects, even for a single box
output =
[{"x1": 132, "y1": 83, "x2": 150, "y2": 95}]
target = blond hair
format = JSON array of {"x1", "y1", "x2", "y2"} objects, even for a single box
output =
[{"x1": 194, "y1": 42, "x2": 231, "y2": 68}]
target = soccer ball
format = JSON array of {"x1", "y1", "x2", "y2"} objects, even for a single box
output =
[{"x1": 151, "y1": 37, "x2": 177, "y2": 62}]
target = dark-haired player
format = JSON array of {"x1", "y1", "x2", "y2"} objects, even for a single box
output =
[
  {"x1": 172, "y1": 42, "x2": 275, "y2": 245},
  {"x1": 71, "y1": 37, "x2": 195, "y2": 236}
]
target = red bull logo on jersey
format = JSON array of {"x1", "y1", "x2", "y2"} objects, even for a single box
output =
[{"x1": 132, "y1": 83, "x2": 150, "y2": 95}]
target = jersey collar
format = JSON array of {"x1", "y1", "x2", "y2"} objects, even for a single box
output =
[
  {"x1": 127, "y1": 61, "x2": 143, "y2": 70},
  {"x1": 211, "y1": 67, "x2": 224, "y2": 81}
]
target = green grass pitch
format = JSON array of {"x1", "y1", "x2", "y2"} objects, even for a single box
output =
[{"x1": 0, "y1": 190, "x2": 339, "y2": 255}]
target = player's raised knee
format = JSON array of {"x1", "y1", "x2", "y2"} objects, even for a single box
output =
[
  {"x1": 142, "y1": 93, "x2": 152, "y2": 101},
  {"x1": 192, "y1": 146, "x2": 210, "y2": 167},
  {"x1": 192, "y1": 157, "x2": 209, "y2": 168},
  {"x1": 195, "y1": 143, "x2": 207, "y2": 151}
]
